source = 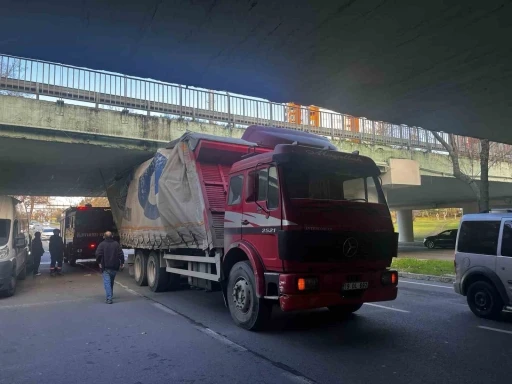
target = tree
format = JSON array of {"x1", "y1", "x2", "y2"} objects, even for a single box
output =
[
  {"x1": 79, "y1": 197, "x2": 110, "y2": 207},
  {"x1": 14, "y1": 196, "x2": 51, "y2": 225},
  {"x1": 0, "y1": 58, "x2": 31, "y2": 97},
  {"x1": 431, "y1": 132, "x2": 490, "y2": 212}
]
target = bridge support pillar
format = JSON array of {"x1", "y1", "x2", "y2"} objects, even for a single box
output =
[
  {"x1": 397, "y1": 209, "x2": 414, "y2": 243},
  {"x1": 461, "y1": 202, "x2": 480, "y2": 215}
]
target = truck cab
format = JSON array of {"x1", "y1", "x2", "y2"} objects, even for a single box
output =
[
  {"x1": 223, "y1": 127, "x2": 398, "y2": 328},
  {"x1": 0, "y1": 196, "x2": 29, "y2": 297}
]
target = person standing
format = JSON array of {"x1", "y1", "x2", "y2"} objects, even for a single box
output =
[
  {"x1": 49, "y1": 229, "x2": 64, "y2": 276},
  {"x1": 95, "y1": 231, "x2": 125, "y2": 304},
  {"x1": 31, "y1": 231, "x2": 45, "y2": 276}
]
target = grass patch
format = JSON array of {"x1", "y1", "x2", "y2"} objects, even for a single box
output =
[{"x1": 392, "y1": 258, "x2": 454, "y2": 276}]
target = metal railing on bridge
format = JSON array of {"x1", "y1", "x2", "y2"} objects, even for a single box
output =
[{"x1": 0, "y1": 54, "x2": 510, "y2": 158}]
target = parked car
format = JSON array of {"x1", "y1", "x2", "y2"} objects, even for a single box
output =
[
  {"x1": 454, "y1": 212, "x2": 512, "y2": 319},
  {"x1": 41, "y1": 228, "x2": 55, "y2": 241},
  {"x1": 423, "y1": 229, "x2": 458, "y2": 249},
  {"x1": 0, "y1": 196, "x2": 29, "y2": 297}
]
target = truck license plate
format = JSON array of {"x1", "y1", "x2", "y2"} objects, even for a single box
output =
[{"x1": 342, "y1": 282, "x2": 368, "y2": 290}]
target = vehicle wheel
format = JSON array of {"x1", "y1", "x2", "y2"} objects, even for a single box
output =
[
  {"x1": 467, "y1": 281, "x2": 503, "y2": 320},
  {"x1": 134, "y1": 250, "x2": 148, "y2": 286},
  {"x1": 328, "y1": 303, "x2": 363, "y2": 317},
  {"x1": 17, "y1": 264, "x2": 27, "y2": 280},
  {"x1": 227, "y1": 261, "x2": 271, "y2": 331},
  {"x1": 147, "y1": 252, "x2": 169, "y2": 292},
  {"x1": 426, "y1": 240, "x2": 435, "y2": 249},
  {"x1": 69, "y1": 258, "x2": 77, "y2": 267},
  {"x1": 0, "y1": 270, "x2": 17, "y2": 297}
]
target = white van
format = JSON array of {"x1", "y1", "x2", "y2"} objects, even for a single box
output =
[
  {"x1": 0, "y1": 196, "x2": 29, "y2": 297},
  {"x1": 454, "y1": 212, "x2": 512, "y2": 319}
]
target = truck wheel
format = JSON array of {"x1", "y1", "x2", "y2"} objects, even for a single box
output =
[
  {"x1": 328, "y1": 303, "x2": 363, "y2": 317},
  {"x1": 227, "y1": 261, "x2": 271, "y2": 331},
  {"x1": 17, "y1": 264, "x2": 27, "y2": 280},
  {"x1": 467, "y1": 281, "x2": 503, "y2": 320},
  {"x1": 134, "y1": 250, "x2": 148, "y2": 286},
  {"x1": 147, "y1": 252, "x2": 169, "y2": 292},
  {"x1": 69, "y1": 258, "x2": 77, "y2": 267}
]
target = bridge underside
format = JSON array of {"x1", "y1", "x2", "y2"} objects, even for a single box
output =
[
  {"x1": 2, "y1": 1, "x2": 512, "y2": 143},
  {"x1": 387, "y1": 176, "x2": 512, "y2": 210},
  {"x1": 0, "y1": 129, "x2": 157, "y2": 196}
]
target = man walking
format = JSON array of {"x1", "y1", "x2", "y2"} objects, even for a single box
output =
[
  {"x1": 49, "y1": 229, "x2": 64, "y2": 276},
  {"x1": 95, "y1": 231, "x2": 124, "y2": 304},
  {"x1": 31, "y1": 231, "x2": 45, "y2": 276}
]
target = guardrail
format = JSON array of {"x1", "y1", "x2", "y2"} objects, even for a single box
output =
[{"x1": 1, "y1": 54, "x2": 510, "y2": 158}]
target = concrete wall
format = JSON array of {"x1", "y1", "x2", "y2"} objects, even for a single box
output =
[{"x1": 1, "y1": 95, "x2": 511, "y2": 182}]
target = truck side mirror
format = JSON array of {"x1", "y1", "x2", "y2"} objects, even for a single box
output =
[{"x1": 15, "y1": 234, "x2": 27, "y2": 248}]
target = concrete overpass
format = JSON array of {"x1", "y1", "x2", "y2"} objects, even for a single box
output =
[
  {"x1": 1, "y1": 93, "x2": 511, "y2": 197},
  {"x1": 1, "y1": 1, "x2": 512, "y2": 144}
]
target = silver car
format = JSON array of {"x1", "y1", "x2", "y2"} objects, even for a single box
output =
[
  {"x1": 454, "y1": 212, "x2": 512, "y2": 319},
  {"x1": 41, "y1": 228, "x2": 55, "y2": 241}
]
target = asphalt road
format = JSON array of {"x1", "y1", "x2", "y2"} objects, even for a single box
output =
[{"x1": 1, "y1": 251, "x2": 511, "y2": 384}]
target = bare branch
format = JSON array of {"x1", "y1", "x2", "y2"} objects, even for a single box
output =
[{"x1": 431, "y1": 131, "x2": 481, "y2": 202}]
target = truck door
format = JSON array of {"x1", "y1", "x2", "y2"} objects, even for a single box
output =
[
  {"x1": 225, "y1": 174, "x2": 244, "y2": 248},
  {"x1": 242, "y1": 166, "x2": 281, "y2": 270},
  {"x1": 497, "y1": 219, "x2": 512, "y2": 304}
]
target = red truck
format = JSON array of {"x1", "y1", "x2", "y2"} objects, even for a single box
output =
[{"x1": 108, "y1": 125, "x2": 398, "y2": 330}]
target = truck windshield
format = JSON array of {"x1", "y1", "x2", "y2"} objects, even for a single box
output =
[
  {"x1": 0, "y1": 219, "x2": 11, "y2": 246},
  {"x1": 75, "y1": 210, "x2": 116, "y2": 231},
  {"x1": 283, "y1": 167, "x2": 383, "y2": 203}
]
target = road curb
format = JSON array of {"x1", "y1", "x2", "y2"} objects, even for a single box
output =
[{"x1": 398, "y1": 271, "x2": 455, "y2": 284}]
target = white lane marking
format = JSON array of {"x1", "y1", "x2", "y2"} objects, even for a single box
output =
[
  {"x1": 197, "y1": 327, "x2": 247, "y2": 352},
  {"x1": 364, "y1": 303, "x2": 410, "y2": 313},
  {"x1": 478, "y1": 326, "x2": 512, "y2": 335},
  {"x1": 281, "y1": 372, "x2": 316, "y2": 384},
  {"x1": 152, "y1": 302, "x2": 178, "y2": 315},
  {"x1": 399, "y1": 280, "x2": 453, "y2": 289},
  {"x1": 114, "y1": 281, "x2": 142, "y2": 296},
  {"x1": 0, "y1": 298, "x2": 92, "y2": 310}
]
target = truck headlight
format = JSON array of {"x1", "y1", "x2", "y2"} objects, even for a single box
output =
[{"x1": 0, "y1": 247, "x2": 10, "y2": 260}]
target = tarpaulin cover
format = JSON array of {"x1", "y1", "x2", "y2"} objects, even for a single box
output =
[{"x1": 107, "y1": 141, "x2": 210, "y2": 250}]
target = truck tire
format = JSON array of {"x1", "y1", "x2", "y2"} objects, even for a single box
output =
[
  {"x1": 147, "y1": 252, "x2": 169, "y2": 292},
  {"x1": 227, "y1": 261, "x2": 271, "y2": 331},
  {"x1": 69, "y1": 258, "x2": 77, "y2": 267},
  {"x1": 17, "y1": 264, "x2": 27, "y2": 280},
  {"x1": 328, "y1": 303, "x2": 363, "y2": 317},
  {"x1": 467, "y1": 280, "x2": 503, "y2": 320},
  {"x1": 134, "y1": 250, "x2": 148, "y2": 286}
]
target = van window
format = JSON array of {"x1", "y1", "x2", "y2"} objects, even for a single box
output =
[
  {"x1": 228, "y1": 175, "x2": 243, "y2": 206},
  {"x1": 501, "y1": 221, "x2": 512, "y2": 257},
  {"x1": 0, "y1": 219, "x2": 11, "y2": 247},
  {"x1": 457, "y1": 221, "x2": 501, "y2": 255}
]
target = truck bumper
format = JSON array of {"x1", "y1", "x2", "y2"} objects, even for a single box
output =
[
  {"x1": 277, "y1": 270, "x2": 398, "y2": 312},
  {"x1": 0, "y1": 259, "x2": 14, "y2": 291}
]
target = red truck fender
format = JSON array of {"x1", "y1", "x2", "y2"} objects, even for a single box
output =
[{"x1": 223, "y1": 241, "x2": 266, "y2": 298}]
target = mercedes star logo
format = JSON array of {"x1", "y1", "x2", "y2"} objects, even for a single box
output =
[{"x1": 343, "y1": 237, "x2": 358, "y2": 257}]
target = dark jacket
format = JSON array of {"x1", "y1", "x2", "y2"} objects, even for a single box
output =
[
  {"x1": 31, "y1": 238, "x2": 45, "y2": 258},
  {"x1": 95, "y1": 238, "x2": 125, "y2": 271},
  {"x1": 49, "y1": 235, "x2": 64, "y2": 256}
]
